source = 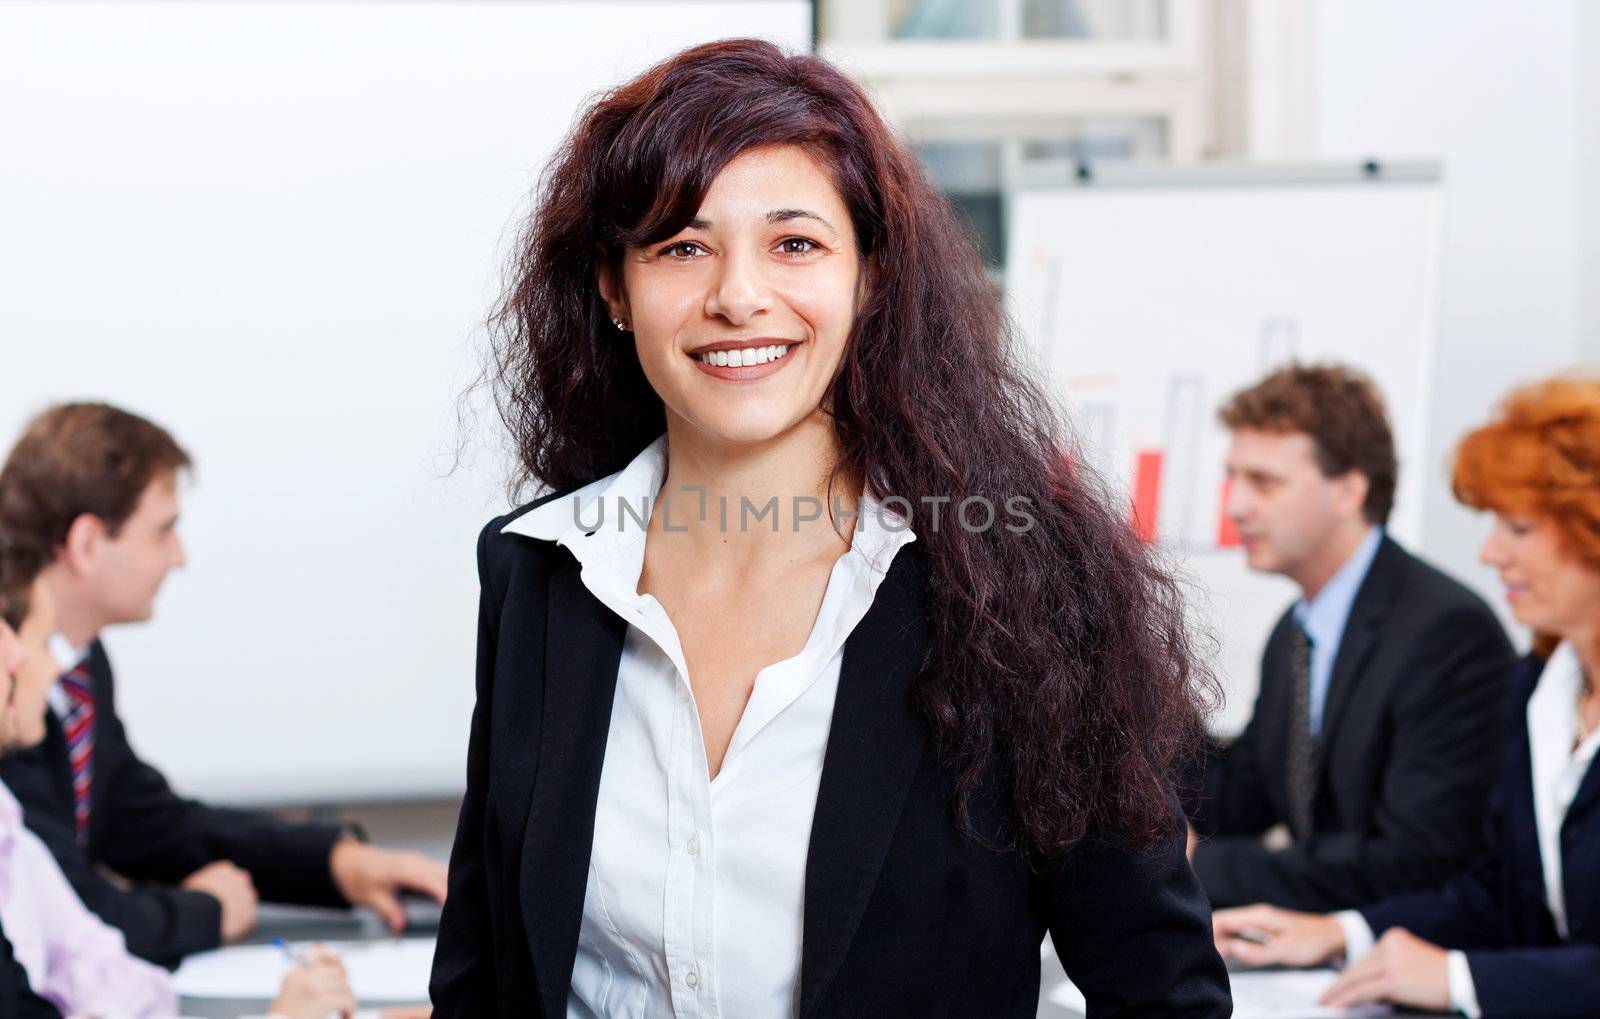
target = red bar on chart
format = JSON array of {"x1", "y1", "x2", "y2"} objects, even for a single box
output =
[
  {"x1": 1217, "y1": 476, "x2": 1241, "y2": 547},
  {"x1": 1131, "y1": 449, "x2": 1163, "y2": 544}
]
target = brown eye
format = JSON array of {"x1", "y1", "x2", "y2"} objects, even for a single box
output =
[
  {"x1": 662, "y1": 241, "x2": 706, "y2": 258},
  {"x1": 777, "y1": 237, "x2": 818, "y2": 255}
]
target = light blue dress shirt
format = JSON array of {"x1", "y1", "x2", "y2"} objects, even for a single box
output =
[{"x1": 1291, "y1": 526, "x2": 1384, "y2": 738}]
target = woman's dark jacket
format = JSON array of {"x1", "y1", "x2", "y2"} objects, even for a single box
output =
[{"x1": 431, "y1": 498, "x2": 1232, "y2": 1017}]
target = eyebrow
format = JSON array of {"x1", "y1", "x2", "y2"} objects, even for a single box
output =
[{"x1": 684, "y1": 209, "x2": 839, "y2": 235}]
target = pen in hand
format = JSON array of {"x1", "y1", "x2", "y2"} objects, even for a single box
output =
[
  {"x1": 1227, "y1": 929, "x2": 1271, "y2": 946},
  {"x1": 269, "y1": 939, "x2": 357, "y2": 1019}
]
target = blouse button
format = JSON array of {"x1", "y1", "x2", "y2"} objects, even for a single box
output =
[
  {"x1": 685, "y1": 969, "x2": 700, "y2": 989},
  {"x1": 687, "y1": 834, "x2": 701, "y2": 857}
]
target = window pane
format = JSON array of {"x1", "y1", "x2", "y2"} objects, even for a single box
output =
[
  {"x1": 888, "y1": 0, "x2": 1167, "y2": 41},
  {"x1": 916, "y1": 140, "x2": 1005, "y2": 265},
  {"x1": 1020, "y1": 118, "x2": 1168, "y2": 164},
  {"x1": 892, "y1": 0, "x2": 997, "y2": 39},
  {"x1": 914, "y1": 119, "x2": 1165, "y2": 273}
]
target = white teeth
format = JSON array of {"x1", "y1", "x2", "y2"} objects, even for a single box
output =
[{"x1": 695, "y1": 344, "x2": 795, "y2": 366}]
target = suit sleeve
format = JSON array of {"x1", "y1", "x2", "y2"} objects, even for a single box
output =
[
  {"x1": 1047, "y1": 797, "x2": 1232, "y2": 1018},
  {"x1": 1192, "y1": 604, "x2": 1512, "y2": 910},
  {"x1": 430, "y1": 520, "x2": 503, "y2": 1014},
  {"x1": 93, "y1": 722, "x2": 345, "y2": 907},
  {"x1": 1459, "y1": 944, "x2": 1600, "y2": 1018},
  {"x1": 1356, "y1": 746, "x2": 1513, "y2": 953}
]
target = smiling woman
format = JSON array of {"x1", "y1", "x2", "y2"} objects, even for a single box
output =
[
  {"x1": 433, "y1": 38, "x2": 1231, "y2": 1017},
  {"x1": 598, "y1": 144, "x2": 865, "y2": 445},
  {"x1": 1454, "y1": 376, "x2": 1600, "y2": 659}
]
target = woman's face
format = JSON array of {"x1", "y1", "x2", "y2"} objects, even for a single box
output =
[
  {"x1": 1, "y1": 579, "x2": 59, "y2": 754},
  {"x1": 602, "y1": 143, "x2": 863, "y2": 447},
  {"x1": 1479, "y1": 512, "x2": 1600, "y2": 640}
]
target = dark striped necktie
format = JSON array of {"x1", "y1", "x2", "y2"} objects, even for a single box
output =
[
  {"x1": 60, "y1": 664, "x2": 96, "y2": 845},
  {"x1": 1285, "y1": 625, "x2": 1318, "y2": 842}
]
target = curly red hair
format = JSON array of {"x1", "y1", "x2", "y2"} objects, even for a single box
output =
[{"x1": 1453, "y1": 372, "x2": 1600, "y2": 654}]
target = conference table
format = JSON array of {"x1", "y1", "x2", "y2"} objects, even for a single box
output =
[
  {"x1": 178, "y1": 904, "x2": 434, "y2": 1018},
  {"x1": 182, "y1": 907, "x2": 1443, "y2": 1018},
  {"x1": 180, "y1": 905, "x2": 1085, "y2": 1018}
]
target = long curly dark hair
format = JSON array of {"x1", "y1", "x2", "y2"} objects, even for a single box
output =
[{"x1": 488, "y1": 38, "x2": 1215, "y2": 858}]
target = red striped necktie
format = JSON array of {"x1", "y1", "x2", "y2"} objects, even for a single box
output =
[{"x1": 60, "y1": 664, "x2": 96, "y2": 845}]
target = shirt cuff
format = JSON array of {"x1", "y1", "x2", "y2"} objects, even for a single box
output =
[
  {"x1": 1335, "y1": 910, "x2": 1375, "y2": 962},
  {"x1": 1447, "y1": 950, "x2": 1482, "y2": 1018}
]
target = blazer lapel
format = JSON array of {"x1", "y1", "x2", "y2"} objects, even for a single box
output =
[
  {"x1": 1317, "y1": 539, "x2": 1402, "y2": 764},
  {"x1": 1562, "y1": 747, "x2": 1600, "y2": 832},
  {"x1": 520, "y1": 555, "x2": 627, "y2": 1018},
  {"x1": 799, "y1": 551, "x2": 932, "y2": 1019},
  {"x1": 1508, "y1": 738, "x2": 1548, "y2": 938}
]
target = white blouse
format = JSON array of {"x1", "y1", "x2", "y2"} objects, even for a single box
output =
[
  {"x1": 504, "y1": 436, "x2": 916, "y2": 1019},
  {"x1": 1525, "y1": 640, "x2": 1600, "y2": 940}
]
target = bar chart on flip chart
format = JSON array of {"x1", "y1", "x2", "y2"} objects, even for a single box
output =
[{"x1": 1006, "y1": 163, "x2": 1443, "y2": 732}]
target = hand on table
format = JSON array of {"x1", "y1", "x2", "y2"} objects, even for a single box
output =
[
  {"x1": 1211, "y1": 903, "x2": 1345, "y2": 968},
  {"x1": 329, "y1": 838, "x2": 449, "y2": 932},
  {"x1": 1320, "y1": 927, "x2": 1451, "y2": 1012},
  {"x1": 270, "y1": 944, "x2": 357, "y2": 1019},
  {"x1": 181, "y1": 860, "x2": 260, "y2": 943}
]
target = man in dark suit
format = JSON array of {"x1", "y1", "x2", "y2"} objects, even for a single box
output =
[
  {"x1": 0, "y1": 403, "x2": 448, "y2": 967},
  {"x1": 1188, "y1": 364, "x2": 1514, "y2": 911}
]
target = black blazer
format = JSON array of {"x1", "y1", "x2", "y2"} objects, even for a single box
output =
[
  {"x1": 1360, "y1": 655, "x2": 1600, "y2": 1019},
  {"x1": 430, "y1": 502, "x2": 1231, "y2": 1017},
  {"x1": 1189, "y1": 536, "x2": 1515, "y2": 911},
  {"x1": 0, "y1": 641, "x2": 346, "y2": 967},
  {"x1": 0, "y1": 918, "x2": 60, "y2": 1019}
]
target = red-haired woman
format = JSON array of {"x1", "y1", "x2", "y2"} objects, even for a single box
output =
[
  {"x1": 1213, "y1": 374, "x2": 1600, "y2": 1018},
  {"x1": 431, "y1": 39, "x2": 1230, "y2": 1017}
]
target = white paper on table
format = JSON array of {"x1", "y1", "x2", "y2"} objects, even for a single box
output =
[
  {"x1": 173, "y1": 937, "x2": 434, "y2": 1002},
  {"x1": 1048, "y1": 969, "x2": 1392, "y2": 1018}
]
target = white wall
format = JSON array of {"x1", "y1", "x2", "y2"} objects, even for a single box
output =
[
  {"x1": 1582, "y1": 0, "x2": 1600, "y2": 363},
  {"x1": 1313, "y1": 0, "x2": 1589, "y2": 624},
  {"x1": 0, "y1": 0, "x2": 812, "y2": 807}
]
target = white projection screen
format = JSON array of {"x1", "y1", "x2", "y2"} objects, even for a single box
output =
[{"x1": 0, "y1": 0, "x2": 813, "y2": 804}]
